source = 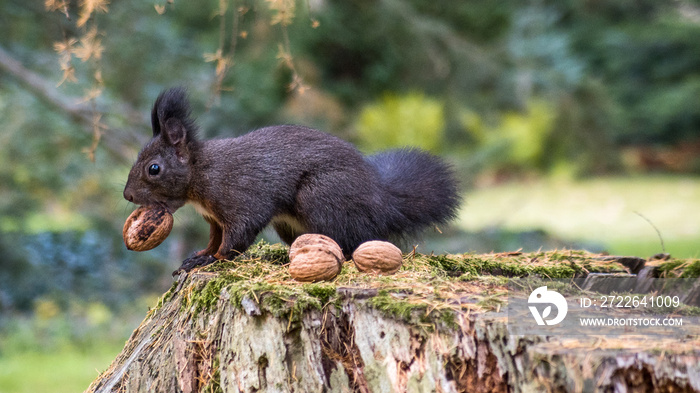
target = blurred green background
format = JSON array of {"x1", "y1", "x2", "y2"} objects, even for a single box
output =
[{"x1": 1, "y1": 0, "x2": 699, "y2": 391}]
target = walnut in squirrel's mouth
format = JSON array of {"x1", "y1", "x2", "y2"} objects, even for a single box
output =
[{"x1": 123, "y1": 204, "x2": 174, "y2": 251}]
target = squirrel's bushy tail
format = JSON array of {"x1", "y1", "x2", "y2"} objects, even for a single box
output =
[{"x1": 365, "y1": 148, "x2": 461, "y2": 238}]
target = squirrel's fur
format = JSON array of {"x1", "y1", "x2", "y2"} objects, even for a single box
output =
[{"x1": 124, "y1": 88, "x2": 461, "y2": 274}]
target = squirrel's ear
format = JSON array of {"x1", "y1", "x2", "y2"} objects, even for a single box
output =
[
  {"x1": 164, "y1": 118, "x2": 187, "y2": 145},
  {"x1": 163, "y1": 118, "x2": 189, "y2": 161}
]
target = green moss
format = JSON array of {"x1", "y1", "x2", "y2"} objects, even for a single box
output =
[
  {"x1": 302, "y1": 283, "x2": 337, "y2": 306},
  {"x1": 259, "y1": 289, "x2": 299, "y2": 318},
  {"x1": 168, "y1": 246, "x2": 700, "y2": 336},
  {"x1": 201, "y1": 241, "x2": 290, "y2": 274},
  {"x1": 369, "y1": 290, "x2": 427, "y2": 322},
  {"x1": 366, "y1": 289, "x2": 462, "y2": 331},
  {"x1": 437, "y1": 309, "x2": 457, "y2": 328},
  {"x1": 480, "y1": 259, "x2": 529, "y2": 276},
  {"x1": 261, "y1": 287, "x2": 326, "y2": 321},
  {"x1": 657, "y1": 259, "x2": 700, "y2": 278},
  {"x1": 204, "y1": 280, "x2": 339, "y2": 323},
  {"x1": 227, "y1": 282, "x2": 275, "y2": 306},
  {"x1": 679, "y1": 304, "x2": 700, "y2": 316},
  {"x1": 430, "y1": 255, "x2": 582, "y2": 279},
  {"x1": 426, "y1": 255, "x2": 468, "y2": 276},
  {"x1": 657, "y1": 260, "x2": 684, "y2": 276},
  {"x1": 679, "y1": 260, "x2": 700, "y2": 278},
  {"x1": 421, "y1": 253, "x2": 584, "y2": 279},
  {"x1": 237, "y1": 240, "x2": 290, "y2": 265},
  {"x1": 547, "y1": 251, "x2": 575, "y2": 262},
  {"x1": 530, "y1": 264, "x2": 580, "y2": 278},
  {"x1": 185, "y1": 277, "x2": 229, "y2": 317},
  {"x1": 582, "y1": 261, "x2": 626, "y2": 274}
]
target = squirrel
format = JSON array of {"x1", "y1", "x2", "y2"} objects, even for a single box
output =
[{"x1": 123, "y1": 88, "x2": 461, "y2": 275}]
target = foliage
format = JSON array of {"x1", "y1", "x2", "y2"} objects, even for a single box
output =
[
  {"x1": 0, "y1": 230, "x2": 171, "y2": 313},
  {"x1": 1, "y1": 0, "x2": 700, "y2": 364},
  {"x1": 576, "y1": 9, "x2": 700, "y2": 145},
  {"x1": 463, "y1": 99, "x2": 556, "y2": 172},
  {"x1": 356, "y1": 92, "x2": 445, "y2": 152}
]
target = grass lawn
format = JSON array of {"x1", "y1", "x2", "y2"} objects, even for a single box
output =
[
  {"x1": 458, "y1": 175, "x2": 700, "y2": 258},
  {"x1": 0, "y1": 344, "x2": 123, "y2": 393}
]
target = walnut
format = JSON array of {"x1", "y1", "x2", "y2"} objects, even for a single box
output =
[
  {"x1": 288, "y1": 234, "x2": 344, "y2": 282},
  {"x1": 352, "y1": 240, "x2": 403, "y2": 275},
  {"x1": 123, "y1": 205, "x2": 173, "y2": 251}
]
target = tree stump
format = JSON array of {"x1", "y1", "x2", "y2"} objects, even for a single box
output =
[{"x1": 86, "y1": 243, "x2": 700, "y2": 392}]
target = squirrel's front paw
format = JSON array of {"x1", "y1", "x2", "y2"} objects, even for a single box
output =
[{"x1": 172, "y1": 255, "x2": 218, "y2": 276}]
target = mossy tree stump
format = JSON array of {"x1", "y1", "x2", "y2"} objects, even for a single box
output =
[{"x1": 86, "y1": 243, "x2": 700, "y2": 393}]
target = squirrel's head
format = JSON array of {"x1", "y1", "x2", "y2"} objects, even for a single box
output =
[{"x1": 124, "y1": 88, "x2": 200, "y2": 212}]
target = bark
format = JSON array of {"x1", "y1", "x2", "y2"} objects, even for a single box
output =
[{"x1": 85, "y1": 261, "x2": 700, "y2": 393}]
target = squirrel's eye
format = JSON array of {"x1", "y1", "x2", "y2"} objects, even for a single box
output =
[{"x1": 148, "y1": 164, "x2": 161, "y2": 176}]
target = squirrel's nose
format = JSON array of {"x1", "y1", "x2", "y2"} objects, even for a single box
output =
[{"x1": 124, "y1": 189, "x2": 134, "y2": 203}]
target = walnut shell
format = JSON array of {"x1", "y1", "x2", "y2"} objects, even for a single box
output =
[
  {"x1": 352, "y1": 241, "x2": 403, "y2": 275},
  {"x1": 288, "y1": 234, "x2": 344, "y2": 282},
  {"x1": 123, "y1": 205, "x2": 173, "y2": 251}
]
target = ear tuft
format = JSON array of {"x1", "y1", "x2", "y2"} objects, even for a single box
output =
[{"x1": 151, "y1": 87, "x2": 199, "y2": 141}]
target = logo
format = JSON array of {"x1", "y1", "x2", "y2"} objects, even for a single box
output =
[{"x1": 528, "y1": 286, "x2": 568, "y2": 326}]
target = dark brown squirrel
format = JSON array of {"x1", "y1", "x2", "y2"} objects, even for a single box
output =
[{"x1": 123, "y1": 88, "x2": 461, "y2": 275}]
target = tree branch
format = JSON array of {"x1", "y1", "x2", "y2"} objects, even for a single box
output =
[{"x1": 0, "y1": 44, "x2": 148, "y2": 162}]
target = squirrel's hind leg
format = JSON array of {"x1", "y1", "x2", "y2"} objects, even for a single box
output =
[
  {"x1": 271, "y1": 214, "x2": 307, "y2": 245},
  {"x1": 214, "y1": 222, "x2": 263, "y2": 261}
]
